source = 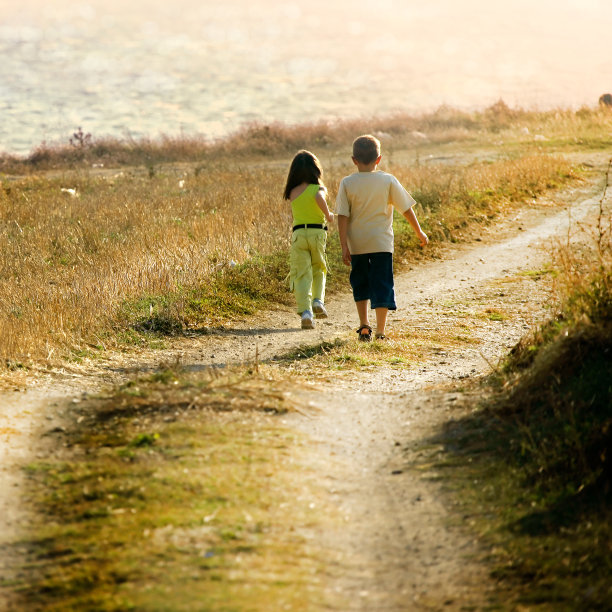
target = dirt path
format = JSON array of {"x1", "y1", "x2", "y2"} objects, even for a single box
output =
[
  {"x1": 276, "y1": 166, "x2": 608, "y2": 610},
  {"x1": 0, "y1": 155, "x2": 607, "y2": 609}
]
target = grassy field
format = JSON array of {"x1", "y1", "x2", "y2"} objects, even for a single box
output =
[
  {"x1": 3, "y1": 104, "x2": 612, "y2": 609},
  {"x1": 3, "y1": 102, "x2": 605, "y2": 374}
]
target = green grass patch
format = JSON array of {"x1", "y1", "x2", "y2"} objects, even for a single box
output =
[
  {"x1": 519, "y1": 267, "x2": 558, "y2": 281},
  {"x1": 13, "y1": 367, "x2": 333, "y2": 611},
  {"x1": 483, "y1": 308, "x2": 508, "y2": 322},
  {"x1": 119, "y1": 251, "x2": 295, "y2": 336},
  {"x1": 276, "y1": 322, "x2": 479, "y2": 377}
]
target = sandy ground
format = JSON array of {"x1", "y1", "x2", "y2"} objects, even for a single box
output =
[{"x1": 0, "y1": 155, "x2": 608, "y2": 609}]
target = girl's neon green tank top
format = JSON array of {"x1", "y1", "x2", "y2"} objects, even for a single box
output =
[{"x1": 291, "y1": 184, "x2": 326, "y2": 225}]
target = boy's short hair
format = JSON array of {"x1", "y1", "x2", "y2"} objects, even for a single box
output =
[{"x1": 352, "y1": 135, "x2": 381, "y2": 165}]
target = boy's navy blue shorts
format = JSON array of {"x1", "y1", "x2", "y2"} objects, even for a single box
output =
[{"x1": 349, "y1": 252, "x2": 396, "y2": 310}]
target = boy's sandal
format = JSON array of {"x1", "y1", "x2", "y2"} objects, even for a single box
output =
[
  {"x1": 357, "y1": 324, "x2": 373, "y2": 342},
  {"x1": 375, "y1": 333, "x2": 388, "y2": 341}
]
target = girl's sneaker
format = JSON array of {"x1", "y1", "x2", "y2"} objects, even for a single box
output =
[
  {"x1": 312, "y1": 299, "x2": 328, "y2": 318},
  {"x1": 301, "y1": 310, "x2": 315, "y2": 329}
]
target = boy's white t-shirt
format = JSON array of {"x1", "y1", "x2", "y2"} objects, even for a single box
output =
[{"x1": 335, "y1": 171, "x2": 416, "y2": 254}]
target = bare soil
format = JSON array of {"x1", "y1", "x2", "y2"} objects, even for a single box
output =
[{"x1": 0, "y1": 154, "x2": 607, "y2": 610}]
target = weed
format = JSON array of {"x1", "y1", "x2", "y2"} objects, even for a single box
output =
[
  {"x1": 69, "y1": 127, "x2": 92, "y2": 150},
  {"x1": 128, "y1": 433, "x2": 159, "y2": 448},
  {"x1": 484, "y1": 308, "x2": 507, "y2": 321}
]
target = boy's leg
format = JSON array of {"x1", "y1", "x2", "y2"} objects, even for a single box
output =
[
  {"x1": 374, "y1": 307, "x2": 388, "y2": 336},
  {"x1": 369, "y1": 253, "x2": 396, "y2": 336},
  {"x1": 355, "y1": 300, "x2": 372, "y2": 340},
  {"x1": 356, "y1": 300, "x2": 370, "y2": 327},
  {"x1": 350, "y1": 254, "x2": 373, "y2": 339}
]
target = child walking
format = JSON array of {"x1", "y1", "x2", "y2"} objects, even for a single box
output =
[
  {"x1": 284, "y1": 150, "x2": 334, "y2": 329},
  {"x1": 336, "y1": 135, "x2": 428, "y2": 341}
]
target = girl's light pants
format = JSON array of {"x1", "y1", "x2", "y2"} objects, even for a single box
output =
[{"x1": 289, "y1": 228, "x2": 327, "y2": 314}]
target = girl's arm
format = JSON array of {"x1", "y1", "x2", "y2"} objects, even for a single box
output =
[{"x1": 315, "y1": 189, "x2": 334, "y2": 225}]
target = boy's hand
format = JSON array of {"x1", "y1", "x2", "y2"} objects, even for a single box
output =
[
  {"x1": 341, "y1": 244, "x2": 351, "y2": 266},
  {"x1": 326, "y1": 212, "x2": 335, "y2": 225},
  {"x1": 403, "y1": 209, "x2": 429, "y2": 248},
  {"x1": 337, "y1": 214, "x2": 350, "y2": 264}
]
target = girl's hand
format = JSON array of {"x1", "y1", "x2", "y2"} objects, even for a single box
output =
[
  {"x1": 418, "y1": 231, "x2": 429, "y2": 247},
  {"x1": 326, "y1": 212, "x2": 335, "y2": 225}
]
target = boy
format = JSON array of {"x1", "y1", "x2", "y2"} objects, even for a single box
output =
[{"x1": 336, "y1": 134, "x2": 429, "y2": 341}]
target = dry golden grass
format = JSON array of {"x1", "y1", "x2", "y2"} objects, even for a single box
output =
[
  {"x1": 392, "y1": 154, "x2": 573, "y2": 240},
  {"x1": 2, "y1": 102, "x2": 611, "y2": 174},
  {"x1": 502, "y1": 156, "x2": 612, "y2": 378},
  {"x1": 0, "y1": 145, "x2": 577, "y2": 371},
  {"x1": 0, "y1": 164, "x2": 287, "y2": 365},
  {"x1": 5, "y1": 102, "x2": 606, "y2": 372},
  {"x1": 550, "y1": 159, "x2": 612, "y2": 320}
]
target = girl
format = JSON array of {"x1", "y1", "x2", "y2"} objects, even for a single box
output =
[{"x1": 283, "y1": 150, "x2": 334, "y2": 329}]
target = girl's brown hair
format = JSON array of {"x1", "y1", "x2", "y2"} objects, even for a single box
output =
[{"x1": 283, "y1": 150, "x2": 325, "y2": 200}]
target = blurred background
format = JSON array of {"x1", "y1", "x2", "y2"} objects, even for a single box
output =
[{"x1": 2, "y1": 0, "x2": 611, "y2": 155}]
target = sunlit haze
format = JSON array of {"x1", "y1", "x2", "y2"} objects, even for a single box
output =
[{"x1": 2, "y1": 0, "x2": 611, "y2": 154}]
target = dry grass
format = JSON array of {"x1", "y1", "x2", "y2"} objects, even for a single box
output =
[
  {"x1": 0, "y1": 164, "x2": 288, "y2": 366},
  {"x1": 0, "y1": 145, "x2": 577, "y2": 372},
  {"x1": 507, "y1": 157, "x2": 612, "y2": 367},
  {"x1": 2, "y1": 102, "x2": 611, "y2": 174},
  {"x1": 393, "y1": 154, "x2": 574, "y2": 242},
  {"x1": 276, "y1": 320, "x2": 480, "y2": 379},
  {"x1": 550, "y1": 159, "x2": 612, "y2": 322}
]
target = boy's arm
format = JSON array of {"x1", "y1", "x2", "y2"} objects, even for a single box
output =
[
  {"x1": 388, "y1": 175, "x2": 428, "y2": 247},
  {"x1": 403, "y1": 207, "x2": 429, "y2": 247},
  {"x1": 315, "y1": 189, "x2": 334, "y2": 225},
  {"x1": 338, "y1": 214, "x2": 351, "y2": 265}
]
